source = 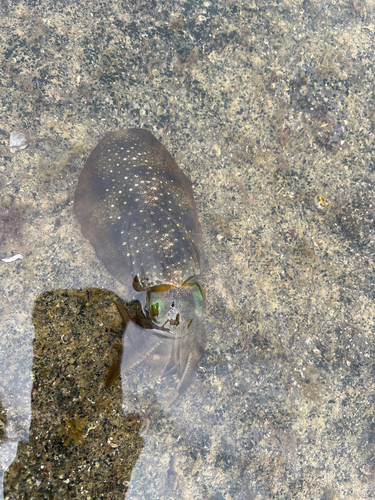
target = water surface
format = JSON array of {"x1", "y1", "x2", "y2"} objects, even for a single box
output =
[{"x1": 1, "y1": 0, "x2": 375, "y2": 498}]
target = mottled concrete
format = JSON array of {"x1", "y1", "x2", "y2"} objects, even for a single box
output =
[{"x1": 1, "y1": 0, "x2": 375, "y2": 498}]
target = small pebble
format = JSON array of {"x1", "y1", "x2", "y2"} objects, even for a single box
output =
[
  {"x1": 9, "y1": 132, "x2": 28, "y2": 153},
  {"x1": 2, "y1": 254, "x2": 23, "y2": 263},
  {"x1": 2, "y1": 195, "x2": 12, "y2": 207}
]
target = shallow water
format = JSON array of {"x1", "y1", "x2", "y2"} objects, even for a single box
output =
[{"x1": 1, "y1": 0, "x2": 375, "y2": 498}]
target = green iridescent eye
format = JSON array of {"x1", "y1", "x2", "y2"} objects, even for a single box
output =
[
  {"x1": 148, "y1": 293, "x2": 167, "y2": 324},
  {"x1": 192, "y1": 284, "x2": 204, "y2": 314},
  {"x1": 182, "y1": 282, "x2": 204, "y2": 315},
  {"x1": 150, "y1": 302, "x2": 159, "y2": 318}
]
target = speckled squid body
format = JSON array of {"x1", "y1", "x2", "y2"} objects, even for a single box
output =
[
  {"x1": 74, "y1": 128, "x2": 204, "y2": 291},
  {"x1": 74, "y1": 128, "x2": 206, "y2": 404}
]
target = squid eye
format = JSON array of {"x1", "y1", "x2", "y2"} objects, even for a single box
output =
[
  {"x1": 148, "y1": 294, "x2": 167, "y2": 325},
  {"x1": 151, "y1": 301, "x2": 159, "y2": 319},
  {"x1": 192, "y1": 285, "x2": 204, "y2": 314}
]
